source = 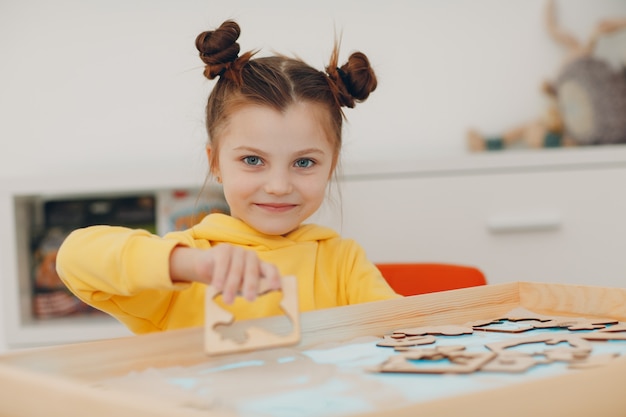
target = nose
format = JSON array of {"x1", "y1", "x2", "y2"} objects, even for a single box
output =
[{"x1": 263, "y1": 167, "x2": 293, "y2": 195}]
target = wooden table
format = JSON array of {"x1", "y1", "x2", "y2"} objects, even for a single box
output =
[{"x1": 1, "y1": 281, "x2": 626, "y2": 417}]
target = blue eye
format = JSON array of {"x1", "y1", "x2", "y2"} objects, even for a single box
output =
[
  {"x1": 243, "y1": 156, "x2": 263, "y2": 166},
  {"x1": 295, "y1": 158, "x2": 314, "y2": 168}
]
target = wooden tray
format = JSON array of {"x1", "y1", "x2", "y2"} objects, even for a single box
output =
[{"x1": 1, "y1": 281, "x2": 626, "y2": 417}]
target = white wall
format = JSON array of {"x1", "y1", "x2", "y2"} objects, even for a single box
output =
[
  {"x1": 0, "y1": 0, "x2": 624, "y2": 352},
  {"x1": 1, "y1": 0, "x2": 625, "y2": 179}
]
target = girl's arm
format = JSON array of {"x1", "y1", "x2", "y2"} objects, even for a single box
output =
[
  {"x1": 57, "y1": 225, "x2": 283, "y2": 332},
  {"x1": 57, "y1": 226, "x2": 185, "y2": 297},
  {"x1": 56, "y1": 225, "x2": 191, "y2": 332}
]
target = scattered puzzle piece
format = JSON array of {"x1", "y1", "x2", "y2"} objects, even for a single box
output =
[
  {"x1": 567, "y1": 352, "x2": 620, "y2": 369},
  {"x1": 392, "y1": 325, "x2": 473, "y2": 337},
  {"x1": 580, "y1": 323, "x2": 626, "y2": 341},
  {"x1": 485, "y1": 333, "x2": 593, "y2": 356},
  {"x1": 376, "y1": 335, "x2": 436, "y2": 348},
  {"x1": 374, "y1": 349, "x2": 496, "y2": 374},
  {"x1": 497, "y1": 307, "x2": 618, "y2": 331},
  {"x1": 373, "y1": 307, "x2": 623, "y2": 375},
  {"x1": 394, "y1": 345, "x2": 466, "y2": 357},
  {"x1": 471, "y1": 320, "x2": 535, "y2": 333},
  {"x1": 468, "y1": 307, "x2": 618, "y2": 333},
  {"x1": 481, "y1": 351, "x2": 550, "y2": 373}
]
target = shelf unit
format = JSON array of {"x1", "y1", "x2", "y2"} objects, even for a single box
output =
[{"x1": 0, "y1": 166, "x2": 218, "y2": 349}]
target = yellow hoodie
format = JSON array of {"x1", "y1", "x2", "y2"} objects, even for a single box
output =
[{"x1": 57, "y1": 214, "x2": 399, "y2": 334}]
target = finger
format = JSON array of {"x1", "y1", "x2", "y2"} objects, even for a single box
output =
[
  {"x1": 260, "y1": 262, "x2": 282, "y2": 291},
  {"x1": 242, "y1": 251, "x2": 261, "y2": 301},
  {"x1": 222, "y1": 248, "x2": 245, "y2": 304}
]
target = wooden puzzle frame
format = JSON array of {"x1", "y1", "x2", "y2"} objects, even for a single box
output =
[
  {"x1": 1, "y1": 281, "x2": 626, "y2": 417},
  {"x1": 204, "y1": 275, "x2": 300, "y2": 356}
]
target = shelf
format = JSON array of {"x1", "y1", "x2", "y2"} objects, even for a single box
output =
[
  {"x1": 0, "y1": 167, "x2": 221, "y2": 349},
  {"x1": 342, "y1": 144, "x2": 626, "y2": 180}
]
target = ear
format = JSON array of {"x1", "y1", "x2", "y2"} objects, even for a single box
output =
[
  {"x1": 205, "y1": 145, "x2": 212, "y2": 164},
  {"x1": 206, "y1": 146, "x2": 222, "y2": 183}
]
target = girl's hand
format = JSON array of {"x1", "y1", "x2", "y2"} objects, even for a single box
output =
[{"x1": 169, "y1": 244, "x2": 282, "y2": 304}]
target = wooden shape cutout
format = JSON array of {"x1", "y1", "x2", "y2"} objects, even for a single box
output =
[
  {"x1": 394, "y1": 345, "x2": 466, "y2": 358},
  {"x1": 533, "y1": 318, "x2": 617, "y2": 331},
  {"x1": 376, "y1": 335, "x2": 436, "y2": 348},
  {"x1": 392, "y1": 325, "x2": 473, "y2": 337},
  {"x1": 374, "y1": 350, "x2": 496, "y2": 374},
  {"x1": 375, "y1": 307, "x2": 625, "y2": 376},
  {"x1": 466, "y1": 318, "x2": 498, "y2": 327},
  {"x1": 581, "y1": 323, "x2": 626, "y2": 341},
  {"x1": 481, "y1": 351, "x2": 551, "y2": 373},
  {"x1": 204, "y1": 275, "x2": 300, "y2": 356},
  {"x1": 496, "y1": 307, "x2": 560, "y2": 323},
  {"x1": 470, "y1": 307, "x2": 619, "y2": 333},
  {"x1": 600, "y1": 323, "x2": 626, "y2": 332},
  {"x1": 544, "y1": 347, "x2": 590, "y2": 362},
  {"x1": 471, "y1": 319, "x2": 535, "y2": 333},
  {"x1": 568, "y1": 353, "x2": 620, "y2": 369},
  {"x1": 485, "y1": 333, "x2": 593, "y2": 356},
  {"x1": 497, "y1": 307, "x2": 618, "y2": 331}
]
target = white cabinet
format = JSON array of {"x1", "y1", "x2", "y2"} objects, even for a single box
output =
[
  {"x1": 314, "y1": 146, "x2": 626, "y2": 289},
  {"x1": 3, "y1": 146, "x2": 626, "y2": 349}
]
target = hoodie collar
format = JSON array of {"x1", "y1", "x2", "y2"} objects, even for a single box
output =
[{"x1": 192, "y1": 214, "x2": 339, "y2": 250}]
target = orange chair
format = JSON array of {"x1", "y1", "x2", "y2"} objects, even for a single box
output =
[{"x1": 375, "y1": 263, "x2": 487, "y2": 296}]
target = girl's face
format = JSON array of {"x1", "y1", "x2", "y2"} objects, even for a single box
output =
[{"x1": 211, "y1": 101, "x2": 336, "y2": 236}]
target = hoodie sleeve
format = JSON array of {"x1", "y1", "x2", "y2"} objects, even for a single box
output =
[
  {"x1": 56, "y1": 225, "x2": 198, "y2": 333},
  {"x1": 341, "y1": 239, "x2": 402, "y2": 304}
]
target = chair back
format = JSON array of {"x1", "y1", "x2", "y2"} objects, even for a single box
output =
[{"x1": 376, "y1": 263, "x2": 487, "y2": 296}]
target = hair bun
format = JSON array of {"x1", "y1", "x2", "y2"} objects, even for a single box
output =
[
  {"x1": 340, "y1": 52, "x2": 377, "y2": 102},
  {"x1": 327, "y1": 51, "x2": 377, "y2": 109},
  {"x1": 195, "y1": 20, "x2": 242, "y2": 80}
]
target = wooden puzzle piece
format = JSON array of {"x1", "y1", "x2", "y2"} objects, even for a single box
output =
[
  {"x1": 580, "y1": 323, "x2": 626, "y2": 341},
  {"x1": 469, "y1": 307, "x2": 618, "y2": 333},
  {"x1": 481, "y1": 351, "x2": 551, "y2": 373},
  {"x1": 485, "y1": 333, "x2": 592, "y2": 356},
  {"x1": 600, "y1": 323, "x2": 626, "y2": 332},
  {"x1": 467, "y1": 308, "x2": 551, "y2": 333},
  {"x1": 204, "y1": 275, "x2": 300, "y2": 356},
  {"x1": 376, "y1": 335, "x2": 436, "y2": 348},
  {"x1": 532, "y1": 318, "x2": 617, "y2": 331},
  {"x1": 567, "y1": 352, "x2": 620, "y2": 369},
  {"x1": 496, "y1": 307, "x2": 618, "y2": 331},
  {"x1": 373, "y1": 349, "x2": 495, "y2": 374},
  {"x1": 599, "y1": 323, "x2": 626, "y2": 332},
  {"x1": 544, "y1": 346, "x2": 590, "y2": 362},
  {"x1": 391, "y1": 325, "x2": 474, "y2": 337},
  {"x1": 376, "y1": 307, "x2": 624, "y2": 375},
  {"x1": 394, "y1": 345, "x2": 466, "y2": 358},
  {"x1": 496, "y1": 307, "x2": 564, "y2": 323},
  {"x1": 470, "y1": 320, "x2": 535, "y2": 333}
]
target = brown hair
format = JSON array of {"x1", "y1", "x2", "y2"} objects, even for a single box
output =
[{"x1": 195, "y1": 20, "x2": 377, "y2": 172}]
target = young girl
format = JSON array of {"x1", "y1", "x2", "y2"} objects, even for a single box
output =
[{"x1": 56, "y1": 20, "x2": 400, "y2": 335}]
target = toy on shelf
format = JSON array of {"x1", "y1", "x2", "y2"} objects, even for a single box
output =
[
  {"x1": 468, "y1": 0, "x2": 626, "y2": 152},
  {"x1": 467, "y1": 81, "x2": 575, "y2": 152}
]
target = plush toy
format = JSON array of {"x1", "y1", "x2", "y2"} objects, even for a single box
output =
[
  {"x1": 467, "y1": 81, "x2": 576, "y2": 151},
  {"x1": 468, "y1": 0, "x2": 626, "y2": 151}
]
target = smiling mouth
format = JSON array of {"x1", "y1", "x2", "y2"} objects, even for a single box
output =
[{"x1": 255, "y1": 203, "x2": 297, "y2": 212}]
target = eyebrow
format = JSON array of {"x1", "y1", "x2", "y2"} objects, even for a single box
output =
[{"x1": 232, "y1": 146, "x2": 327, "y2": 157}]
